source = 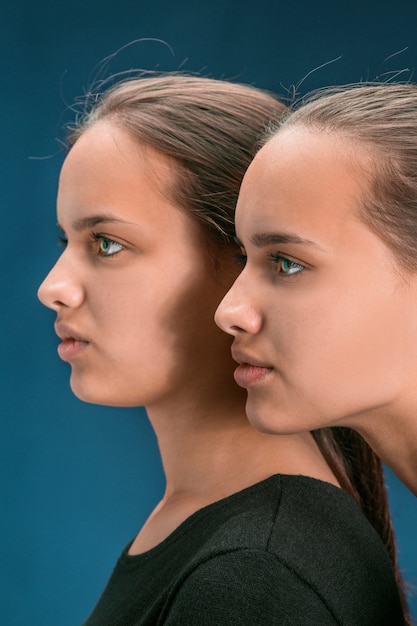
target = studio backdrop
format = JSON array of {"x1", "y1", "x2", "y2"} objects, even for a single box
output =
[{"x1": 1, "y1": 1, "x2": 416, "y2": 624}]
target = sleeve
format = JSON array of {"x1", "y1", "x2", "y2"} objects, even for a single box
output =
[{"x1": 162, "y1": 550, "x2": 338, "y2": 625}]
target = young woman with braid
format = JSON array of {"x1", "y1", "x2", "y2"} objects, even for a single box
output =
[{"x1": 38, "y1": 74, "x2": 407, "y2": 624}]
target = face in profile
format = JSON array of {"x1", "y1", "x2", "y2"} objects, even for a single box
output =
[
  {"x1": 38, "y1": 121, "x2": 241, "y2": 409},
  {"x1": 215, "y1": 128, "x2": 417, "y2": 434}
]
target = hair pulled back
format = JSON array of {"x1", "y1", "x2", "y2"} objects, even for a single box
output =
[
  {"x1": 270, "y1": 83, "x2": 417, "y2": 271},
  {"x1": 264, "y1": 82, "x2": 415, "y2": 621},
  {"x1": 69, "y1": 73, "x2": 285, "y2": 246}
]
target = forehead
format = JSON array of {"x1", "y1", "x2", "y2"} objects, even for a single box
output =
[
  {"x1": 58, "y1": 122, "x2": 180, "y2": 217},
  {"x1": 56, "y1": 121, "x2": 202, "y2": 244},
  {"x1": 60, "y1": 121, "x2": 175, "y2": 191},
  {"x1": 236, "y1": 127, "x2": 370, "y2": 240},
  {"x1": 248, "y1": 127, "x2": 364, "y2": 191}
]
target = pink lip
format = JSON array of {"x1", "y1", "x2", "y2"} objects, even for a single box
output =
[
  {"x1": 54, "y1": 322, "x2": 90, "y2": 362},
  {"x1": 57, "y1": 338, "x2": 89, "y2": 362},
  {"x1": 234, "y1": 363, "x2": 272, "y2": 387},
  {"x1": 231, "y1": 347, "x2": 273, "y2": 388}
]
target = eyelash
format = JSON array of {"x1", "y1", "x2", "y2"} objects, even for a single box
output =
[
  {"x1": 90, "y1": 232, "x2": 124, "y2": 257},
  {"x1": 267, "y1": 252, "x2": 304, "y2": 276},
  {"x1": 233, "y1": 250, "x2": 304, "y2": 276},
  {"x1": 56, "y1": 232, "x2": 125, "y2": 258}
]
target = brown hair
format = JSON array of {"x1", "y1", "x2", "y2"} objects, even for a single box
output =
[
  {"x1": 69, "y1": 74, "x2": 408, "y2": 619},
  {"x1": 271, "y1": 83, "x2": 417, "y2": 272},
  {"x1": 313, "y1": 428, "x2": 408, "y2": 616},
  {"x1": 69, "y1": 73, "x2": 285, "y2": 246}
]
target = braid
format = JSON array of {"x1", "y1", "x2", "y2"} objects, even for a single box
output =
[{"x1": 313, "y1": 428, "x2": 410, "y2": 624}]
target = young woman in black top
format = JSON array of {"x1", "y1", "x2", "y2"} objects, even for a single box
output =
[{"x1": 38, "y1": 74, "x2": 408, "y2": 624}]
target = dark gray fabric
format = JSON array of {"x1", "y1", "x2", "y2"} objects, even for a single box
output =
[{"x1": 83, "y1": 475, "x2": 405, "y2": 625}]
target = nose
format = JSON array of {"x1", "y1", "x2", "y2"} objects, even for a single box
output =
[
  {"x1": 215, "y1": 272, "x2": 262, "y2": 336},
  {"x1": 37, "y1": 253, "x2": 85, "y2": 311}
]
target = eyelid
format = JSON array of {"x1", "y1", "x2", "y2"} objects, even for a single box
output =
[
  {"x1": 267, "y1": 251, "x2": 305, "y2": 277},
  {"x1": 90, "y1": 231, "x2": 128, "y2": 246},
  {"x1": 91, "y1": 232, "x2": 125, "y2": 257},
  {"x1": 267, "y1": 251, "x2": 304, "y2": 266}
]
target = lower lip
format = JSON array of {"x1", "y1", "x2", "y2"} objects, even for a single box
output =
[
  {"x1": 234, "y1": 363, "x2": 272, "y2": 387},
  {"x1": 57, "y1": 339, "x2": 89, "y2": 362}
]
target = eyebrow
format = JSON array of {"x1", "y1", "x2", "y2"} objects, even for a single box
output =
[
  {"x1": 57, "y1": 214, "x2": 132, "y2": 233},
  {"x1": 249, "y1": 231, "x2": 324, "y2": 250}
]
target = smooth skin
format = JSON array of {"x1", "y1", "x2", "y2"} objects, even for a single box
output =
[
  {"x1": 38, "y1": 121, "x2": 339, "y2": 553},
  {"x1": 215, "y1": 127, "x2": 417, "y2": 496}
]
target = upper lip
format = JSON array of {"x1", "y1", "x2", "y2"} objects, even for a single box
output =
[
  {"x1": 54, "y1": 321, "x2": 89, "y2": 343},
  {"x1": 231, "y1": 345, "x2": 272, "y2": 369}
]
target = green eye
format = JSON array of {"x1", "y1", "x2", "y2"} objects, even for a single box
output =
[
  {"x1": 267, "y1": 252, "x2": 304, "y2": 276},
  {"x1": 281, "y1": 258, "x2": 292, "y2": 273},
  {"x1": 92, "y1": 233, "x2": 124, "y2": 257}
]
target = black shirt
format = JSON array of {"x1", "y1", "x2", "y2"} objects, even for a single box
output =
[{"x1": 83, "y1": 475, "x2": 405, "y2": 625}]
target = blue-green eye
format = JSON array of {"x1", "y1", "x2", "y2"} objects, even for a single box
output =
[
  {"x1": 268, "y1": 252, "x2": 304, "y2": 276},
  {"x1": 92, "y1": 233, "x2": 124, "y2": 257}
]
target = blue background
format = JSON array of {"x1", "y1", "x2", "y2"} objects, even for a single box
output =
[{"x1": 1, "y1": 1, "x2": 416, "y2": 623}]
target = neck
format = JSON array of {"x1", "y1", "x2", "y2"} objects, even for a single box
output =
[
  {"x1": 352, "y1": 407, "x2": 417, "y2": 497},
  {"x1": 129, "y1": 387, "x2": 339, "y2": 555},
  {"x1": 146, "y1": 388, "x2": 339, "y2": 504}
]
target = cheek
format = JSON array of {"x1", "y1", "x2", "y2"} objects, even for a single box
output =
[
  {"x1": 265, "y1": 292, "x2": 322, "y2": 359},
  {"x1": 266, "y1": 282, "x2": 372, "y2": 366},
  {"x1": 278, "y1": 285, "x2": 403, "y2": 400}
]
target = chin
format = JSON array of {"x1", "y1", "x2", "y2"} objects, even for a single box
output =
[
  {"x1": 70, "y1": 375, "x2": 150, "y2": 407},
  {"x1": 246, "y1": 397, "x2": 306, "y2": 436},
  {"x1": 70, "y1": 377, "x2": 120, "y2": 407},
  {"x1": 245, "y1": 399, "x2": 277, "y2": 434}
]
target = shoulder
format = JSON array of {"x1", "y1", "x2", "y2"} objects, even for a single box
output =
[
  {"x1": 186, "y1": 475, "x2": 397, "y2": 585},
  {"x1": 195, "y1": 474, "x2": 386, "y2": 560},
  {"x1": 267, "y1": 475, "x2": 391, "y2": 569},
  {"x1": 168, "y1": 476, "x2": 404, "y2": 626},
  {"x1": 162, "y1": 549, "x2": 338, "y2": 625}
]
